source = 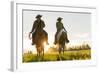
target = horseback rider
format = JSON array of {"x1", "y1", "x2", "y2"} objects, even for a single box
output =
[
  {"x1": 29, "y1": 14, "x2": 48, "y2": 45},
  {"x1": 54, "y1": 17, "x2": 69, "y2": 44}
]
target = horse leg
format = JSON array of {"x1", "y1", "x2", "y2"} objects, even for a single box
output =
[
  {"x1": 36, "y1": 48, "x2": 38, "y2": 57},
  {"x1": 61, "y1": 44, "x2": 64, "y2": 54},
  {"x1": 37, "y1": 52, "x2": 38, "y2": 57},
  {"x1": 59, "y1": 45, "x2": 61, "y2": 55},
  {"x1": 36, "y1": 45, "x2": 39, "y2": 57},
  {"x1": 37, "y1": 51, "x2": 39, "y2": 57},
  {"x1": 59, "y1": 49, "x2": 61, "y2": 54},
  {"x1": 39, "y1": 52, "x2": 41, "y2": 57},
  {"x1": 58, "y1": 47, "x2": 62, "y2": 60},
  {"x1": 63, "y1": 46, "x2": 64, "y2": 54},
  {"x1": 43, "y1": 48, "x2": 44, "y2": 56},
  {"x1": 38, "y1": 48, "x2": 40, "y2": 57},
  {"x1": 40, "y1": 48, "x2": 44, "y2": 60}
]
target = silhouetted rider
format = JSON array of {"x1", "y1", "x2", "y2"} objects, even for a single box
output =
[
  {"x1": 54, "y1": 17, "x2": 69, "y2": 44},
  {"x1": 29, "y1": 14, "x2": 48, "y2": 45}
]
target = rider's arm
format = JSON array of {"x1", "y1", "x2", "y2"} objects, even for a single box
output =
[
  {"x1": 41, "y1": 20, "x2": 45, "y2": 28},
  {"x1": 56, "y1": 22, "x2": 59, "y2": 31},
  {"x1": 63, "y1": 24, "x2": 67, "y2": 33},
  {"x1": 30, "y1": 21, "x2": 37, "y2": 33}
]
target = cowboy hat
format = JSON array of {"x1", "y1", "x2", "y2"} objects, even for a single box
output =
[
  {"x1": 36, "y1": 14, "x2": 42, "y2": 18},
  {"x1": 57, "y1": 17, "x2": 63, "y2": 21}
]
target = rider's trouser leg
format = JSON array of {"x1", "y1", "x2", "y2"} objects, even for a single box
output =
[
  {"x1": 65, "y1": 33, "x2": 69, "y2": 43},
  {"x1": 54, "y1": 33, "x2": 57, "y2": 44},
  {"x1": 32, "y1": 32, "x2": 36, "y2": 45}
]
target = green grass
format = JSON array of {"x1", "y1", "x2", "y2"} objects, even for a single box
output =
[{"x1": 23, "y1": 49, "x2": 91, "y2": 63}]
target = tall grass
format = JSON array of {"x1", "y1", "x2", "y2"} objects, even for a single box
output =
[{"x1": 23, "y1": 44, "x2": 91, "y2": 62}]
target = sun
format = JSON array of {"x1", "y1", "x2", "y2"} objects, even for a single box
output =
[{"x1": 43, "y1": 42, "x2": 50, "y2": 52}]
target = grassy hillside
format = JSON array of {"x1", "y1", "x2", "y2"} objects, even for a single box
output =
[{"x1": 23, "y1": 49, "x2": 91, "y2": 62}]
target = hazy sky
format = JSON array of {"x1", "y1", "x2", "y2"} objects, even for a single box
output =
[{"x1": 22, "y1": 10, "x2": 91, "y2": 52}]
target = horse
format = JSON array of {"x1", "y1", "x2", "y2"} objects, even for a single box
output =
[
  {"x1": 56, "y1": 29, "x2": 69, "y2": 54},
  {"x1": 30, "y1": 29, "x2": 48, "y2": 57}
]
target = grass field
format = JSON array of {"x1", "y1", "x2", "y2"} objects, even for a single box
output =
[{"x1": 23, "y1": 49, "x2": 91, "y2": 63}]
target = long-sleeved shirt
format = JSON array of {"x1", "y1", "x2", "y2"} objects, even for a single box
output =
[
  {"x1": 56, "y1": 21, "x2": 64, "y2": 32},
  {"x1": 30, "y1": 20, "x2": 45, "y2": 33}
]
